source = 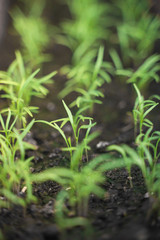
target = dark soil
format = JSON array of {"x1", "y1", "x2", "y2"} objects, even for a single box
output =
[{"x1": 1, "y1": 1, "x2": 160, "y2": 240}]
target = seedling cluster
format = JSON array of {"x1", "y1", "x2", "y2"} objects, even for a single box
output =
[
  {"x1": 0, "y1": 110, "x2": 36, "y2": 208},
  {"x1": 12, "y1": 0, "x2": 51, "y2": 68},
  {"x1": 109, "y1": 85, "x2": 160, "y2": 213},
  {"x1": 0, "y1": 51, "x2": 56, "y2": 128},
  {"x1": 1, "y1": 0, "x2": 160, "y2": 239}
]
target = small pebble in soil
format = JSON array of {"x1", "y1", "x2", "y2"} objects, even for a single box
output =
[
  {"x1": 47, "y1": 102, "x2": 56, "y2": 112},
  {"x1": 118, "y1": 100, "x2": 127, "y2": 109},
  {"x1": 96, "y1": 141, "x2": 110, "y2": 149},
  {"x1": 48, "y1": 152, "x2": 58, "y2": 158},
  {"x1": 144, "y1": 192, "x2": 150, "y2": 199}
]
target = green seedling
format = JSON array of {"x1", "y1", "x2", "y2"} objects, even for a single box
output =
[
  {"x1": 12, "y1": 1, "x2": 51, "y2": 68},
  {"x1": 36, "y1": 100, "x2": 98, "y2": 167},
  {"x1": 0, "y1": 117, "x2": 36, "y2": 208},
  {"x1": 57, "y1": 0, "x2": 113, "y2": 113},
  {"x1": 115, "y1": 54, "x2": 160, "y2": 89},
  {"x1": 116, "y1": 0, "x2": 149, "y2": 22},
  {"x1": 54, "y1": 190, "x2": 92, "y2": 238},
  {"x1": 108, "y1": 85, "x2": 160, "y2": 211},
  {"x1": 59, "y1": 47, "x2": 113, "y2": 112},
  {"x1": 107, "y1": 128, "x2": 160, "y2": 197},
  {"x1": 132, "y1": 84, "x2": 158, "y2": 137},
  {"x1": 109, "y1": 132, "x2": 160, "y2": 213},
  {"x1": 0, "y1": 51, "x2": 56, "y2": 127},
  {"x1": 0, "y1": 109, "x2": 18, "y2": 143},
  {"x1": 31, "y1": 146, "x2": 125, "y2": 222},
  {"x1": 18, "y1": 0, "x2": 46, "y2": 17},
  {"x1": 108, "y1": 127, "x2": 160, "y2": 187},
  {"x1": 33, "y1": 104, "x2": 126, "y2": 229},
  {"x1": 57, "y1": 0, "x2": 110, "y2": 54},
  {"x1": 109, "y1": 0, "x2": 160, "y2": 66},
  {"x1": 0, "y1": 110, "x2": 36, "y2": 150},
  {"x1": 117, "y1": 16, "x2": 160, "y2": 66},
  {"x1": 0, "y1": 140, "x2": 36, "y2": 208}
]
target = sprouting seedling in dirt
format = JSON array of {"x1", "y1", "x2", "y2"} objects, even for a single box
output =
[
  {"x1": 12, "y1": 0, "x2": 51, "y2": 68},
  {"x1": 0, "y1": 51, "x2": 56, "y2": 128},
  {"x1": 114, "y1": 54, "x2": 160, "y2": 89},
  {"x1": 109, "y1": 0, "x2": 160, "y2": 66},
  {"x1": 108, "y1": 144, "x2": 133, "y2": 187},
  {"x1": 0, "y1": 111, "x2": 37, "y2": 158},
  {"x1": 0, "y1": 116, "x2": 36, "y2": 209},
  {"x1": 0, "y1": 109, "x2": 37, "y2": 150},
  {"x1": 33, "y1": 98, "x2": 126, "y2": 230},
  {"x1": 18, "y1": 0, "x2": 46, "y2": 17},
  {"x1": 57, "y1": 0, "x2": 110, "y2": 54},
  {"x1": 0, "y1": 109, "x2": 18, "y2": 143},
  {"x1": 107, "y1": 85, "x2": 160, "y2": 190},
  {"x1": 59, "y1": 46, "x2": 113, "y2": 113},
  {"x1": 36, "y1": 100, "x2": 98, "y2": 167},
  {"x1": 118, "y1": 15, "x2": 160, "y2": 66},
  {"x1": 31, "y1": 144, "x2": 125, "y2": 227},
  {"x1": 57, "y1": 0, "x2": 113, "y2": 113},
  {"x1": 107, "y1": 128, "x2": 160, "y2": 188},
  {"x1": 54, "y1": 190, "x2": 92, "y2": 238},
  {"x1": 132, "y1": 84, "x2": 158, "y2": 138},
  {"x1": 108, "y1": 129, "x2": 160, "y2": 217}
]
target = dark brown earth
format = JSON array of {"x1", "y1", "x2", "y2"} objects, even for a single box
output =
[{"x1": 1, "y1": 1, "x2": 160, "y2": 240}]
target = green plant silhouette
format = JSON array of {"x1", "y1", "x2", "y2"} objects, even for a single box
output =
[
  {"x1": 0, "y1": 113, "x2": 36, "y2": 208},
  {"x1": 0, "y1": 51, "x2": 56, "y2": 127}
]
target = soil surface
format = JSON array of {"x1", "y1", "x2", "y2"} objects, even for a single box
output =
[{"x1": 1, "y1": 1, "x2": 160, "y2": 240}]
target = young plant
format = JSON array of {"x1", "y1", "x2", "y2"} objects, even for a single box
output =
[
  {"x1": 108, "y1": 85, "x2": 160, "y2": 214},
  {"x1": 132, "y1": 84, "x2": 158, "y2": 137},
  {"x1": 109, "y1": 0, "x2": 160, "y2": 66},
  {"x1": 57, "y1": 0, "x2": 110, "y2": 54},
  {"x1": 115, "y1": 54, "x2": 160, "y2": 89},
  {"x1": 33, "y1": 99, "x2": 126, "y2": 232},
  {"x1": 0, "y1": 115, "x2": 36, "y2": 208},
  {"x1": 12, "y1": 0, "x2": 51, "y2": 68},
  {"x1": 0, "y1": 51, "x2": 56, "y2": 127},
  {"x1": 57, "y1": 0, "x2": 113, "y2": 113},
  {"x1": 31, "y1": 144, "x2": 125, "y2": 227},
  {"x1": 0, "y1": 109, "x2": 36, "y2": 149},
  {"x1": 109, "y1": 132, "x2": 160, "y2": 214},
  {"x1": 36, "y1": 100, "x2": 97, "y2": 166},
  {"x1": 59, "y1": 47, "x2": 113, "y2": 112},
  {"x1": 18, "y1": 0, "x2": 46, "y2": 16},
  {"x1": 0, "y1": 109, "x2": 18, "y2": 144},
  {"x1": 54, "y1": 190, "x2": 92, "y2": 237},
  {"x1": 0, "y1": 139, "x2": 36, "y2": 208}
]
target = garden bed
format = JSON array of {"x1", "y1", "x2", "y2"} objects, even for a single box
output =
[{"x1": 1, "y1": 1, "x2": 160, "y2": 240}]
